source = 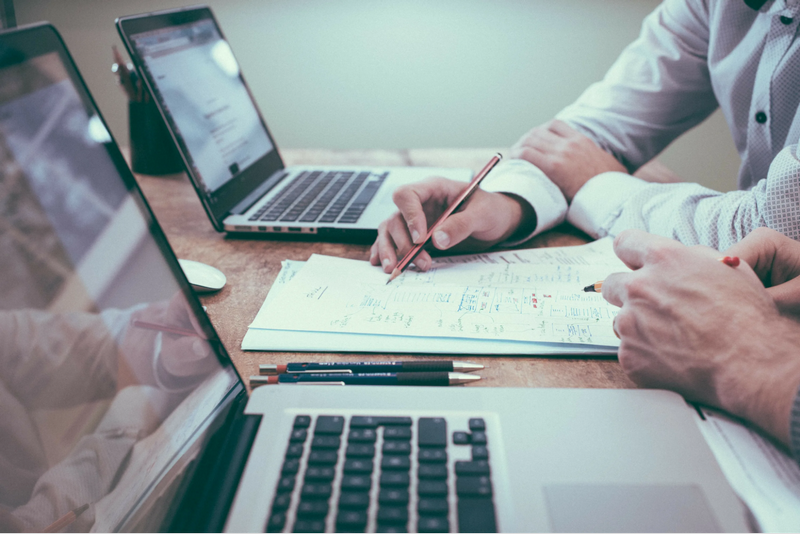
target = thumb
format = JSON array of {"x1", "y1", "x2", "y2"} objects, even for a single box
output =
[
  {"x1": 766, "y1": 277, "x2": 800, "y2": 317},
  {"x1": 160, "y1": 336, "x2": 217, "y2": 377},
  {"x1": 430, "y1": 211, "x2": 477, "y2": 250}
]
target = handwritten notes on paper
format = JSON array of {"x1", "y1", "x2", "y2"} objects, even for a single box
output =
[{"x1": 250, "y1": 239, "x2": 627, "y2": 347}]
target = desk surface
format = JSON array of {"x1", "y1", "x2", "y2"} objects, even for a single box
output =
[{"x1": 135, "y1": 149, "x2": 636, "y2": 390}]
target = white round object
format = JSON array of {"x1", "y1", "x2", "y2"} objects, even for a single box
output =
[{"x1": 178, "y1": 259, "x2": 227, "y2": 293}]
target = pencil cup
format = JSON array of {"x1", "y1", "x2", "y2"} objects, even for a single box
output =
[{"x1": 129, "y1": 99, "x2": 183, "y2": 176}]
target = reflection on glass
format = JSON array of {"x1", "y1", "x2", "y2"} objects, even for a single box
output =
[{"x1": 0, "y1": 51, "x2": 237, "y2": 532}]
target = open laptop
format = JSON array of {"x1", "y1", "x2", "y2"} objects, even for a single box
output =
[
  {"x1": 0, "y1": 22, "x2": 749, "y2": 533},
  {"x1": 115, "y1": 6, "x2": 472, "y2": 240}
]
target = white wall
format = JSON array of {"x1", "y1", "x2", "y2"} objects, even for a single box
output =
[{"x1": 18, "y1": 0, "x2": 741, "y2": 192}]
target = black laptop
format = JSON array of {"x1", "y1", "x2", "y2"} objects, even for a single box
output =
[{"x1": 0, "y1": 22, "x2": 747, "y2": 533}]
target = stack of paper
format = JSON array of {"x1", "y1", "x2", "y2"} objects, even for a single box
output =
[
  {"x1": 696, "y1": 408, "x2": 800, "y2": 532},
  {"x1": 243, "y1": 238, "x2": 627, "y2": 355}
]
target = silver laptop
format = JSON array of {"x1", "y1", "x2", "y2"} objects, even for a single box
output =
[
  {"x1": 116, "y1": 6, "x2": 471, "y2": 240},
  {"x1": 1, "y1": 23, "x2": 747, "y2": 533}
]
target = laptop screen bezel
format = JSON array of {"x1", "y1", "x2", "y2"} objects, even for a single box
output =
[
  {"x1": 0, "y1": 21, "x2": 248, "y2": 529},
  {"x1": 116, "y1": 5, "x2": 286, "y2": 231}
]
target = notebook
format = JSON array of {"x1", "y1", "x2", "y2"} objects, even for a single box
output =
[
  {"x1": 243, "y1": 240, "x2": 625, "y2": 355},
  {"x1": 0, "y1": 22, "x2": 748, "y2": 533},
  {"x1": 116, "y1": 5, "x2": 472, "y2": 241}
]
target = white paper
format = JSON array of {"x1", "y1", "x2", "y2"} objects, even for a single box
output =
[
  {"x1": 696, "y1": 407, "x2": 800, "y2": 532},
  {"x1": 249, "y1": 239, "x2": 625, "y2": 348},
  {"x1": 244, "y1": 258, "x2": 615, "y2": 354},
  {"x1": 241, "y1": 327, "x2": 617, "y2": 355}
]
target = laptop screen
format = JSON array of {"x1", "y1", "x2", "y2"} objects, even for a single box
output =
[
  {"x1": 0, "y1": 25, "x2": 240, "y2": 532},
  {"x1": 128, "y1": 18, "x2": 275, "y2": 196}
]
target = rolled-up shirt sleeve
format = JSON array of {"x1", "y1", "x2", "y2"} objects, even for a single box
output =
[{"x1": 567, "y1": 144, "x2": 800, "y2": 250}]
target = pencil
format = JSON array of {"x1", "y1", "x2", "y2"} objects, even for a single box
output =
[
  {"x1": 387, "y1": 153, "x2": 503, "y2": 284},
  {"x1": 131, "y1": 319, "x2": 204, "y2": 338},
  {"x1": 43, "y1": 503, "x2": 89, "y2": 533},
  {"x1": 582, "y1": 255, "x2": 741, "y2": 294},
  {"x1": 583, "y1": 281, "x2": 603, "y2": 293}
]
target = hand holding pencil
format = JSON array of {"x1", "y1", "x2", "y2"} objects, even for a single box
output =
[
  {"x1": 371, "y1": 154, "x2": 534, "y2": 275},
  {"x1": 387, "y1": 154, "x2": 502, "y2": 283}
]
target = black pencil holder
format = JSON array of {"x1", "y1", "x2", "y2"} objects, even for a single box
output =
[{"x1": 129, "y1": 99, "x2": 184, "y2": 176}]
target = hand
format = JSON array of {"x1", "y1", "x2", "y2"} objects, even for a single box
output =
[
  {"x1": 510, "y1": 119, "x2": 627, "y2": 202},
  {"x1": 601, "y1": 229, "x2": 800, "y2": 447},
  {"x1": 370, "y1": 177, "x2": 533, "y2": 273},
  {"x1": 724, "y1": 227, "x2": 800, "y2": 316},
  {"x1": 118, "y1": 293, "x2": 217, "y2": 390}
]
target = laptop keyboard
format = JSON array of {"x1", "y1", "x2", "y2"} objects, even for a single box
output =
[
  {"x1": 248, "y1": 171, "x2": 388, "y2": 225},
  {"x1": 266, "y1": 415, "x2": 497, "y2": 533}
]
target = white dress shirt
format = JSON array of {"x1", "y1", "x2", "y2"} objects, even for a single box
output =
[{"x1": 483, "y1": 0, "x2": 800, "y2": 250}]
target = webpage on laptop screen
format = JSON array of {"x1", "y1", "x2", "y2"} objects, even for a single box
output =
[{"x1": 131, "y1": 19, "x2": 273, "y2": 194}]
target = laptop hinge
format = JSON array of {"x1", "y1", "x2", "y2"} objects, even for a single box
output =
[
  {"x1": 166, "y1": 389, "x2": 262, "y2": 532},
  {"x1": 229, "y1": 170, "x2": 289, "y2": 216}
]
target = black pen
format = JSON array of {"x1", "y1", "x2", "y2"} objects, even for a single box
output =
[
  {"x1": 259, "y1": 361, "x2": 484, "y2": 375},
  {"x1": 249, "y1": 372, "x2": 480, "y2": 387}
]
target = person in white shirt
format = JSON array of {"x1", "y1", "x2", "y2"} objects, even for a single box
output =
[{"x1": 370, "y1": 0, "x2": 800, "y2": 272}]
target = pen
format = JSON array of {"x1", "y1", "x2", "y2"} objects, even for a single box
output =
[
  {"x1": 131, "y1": 319, "x2": 204, "y2": 338},
  {"x1": 259, "y1": 361, "x2": 484, "y2": 375},
  {"x1": 249, "y1": 372, "x2": 480, "y2": 387},
  {"x1": 387, "y1": 153, "x2": 503, "y2": 284},
  {"x1": 43, "y1": 503, "x2": 89, "y2": 533},
  {"x1": 583, "y1": 255, "x2": 741, "y2": 293},
  {"x1": 112, "y1": 45, "x2": 138, "y2": 101}
]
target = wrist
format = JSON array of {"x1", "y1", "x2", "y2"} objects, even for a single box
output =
[
  {"x1": 562, "y1": 175, "x2": 595, "y2": 204},
  {"x1": 718, "y1": 316, "x2": 800, "y2": 447},
  {"x1": 499, "y1": 193, "x2": 536, "y2": 243}
]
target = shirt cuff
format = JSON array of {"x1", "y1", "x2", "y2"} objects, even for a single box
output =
[
  {"x1": 567, "y1": 171, "x2": 649, "y2": 238},
  {"x1": 481, "y1": 159, "x2": 568, "y2": 246}
]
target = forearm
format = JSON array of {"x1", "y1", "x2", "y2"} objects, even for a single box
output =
[
  {"x1": 569, "y1": 144, "x2": 800, "y2": 250},
  {"x1": 790, "y1": 389, "x2": 800, "y2": 463},
  {"x1": 557, "y1": 0, "x2": 717, "y2": 172},
  {"x1": 717, "y1": 318, "x2": 800, "y2": 451},
  {"x1": 0, "y1": 309, "x2": 129, "y2": 408}
]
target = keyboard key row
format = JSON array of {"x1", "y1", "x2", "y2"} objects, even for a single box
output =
[
  {"x1": 267, "y1": 414, "x2": 496, "y2": 533},
  {"x1": 252, "y1": 170, "x2": 384, "y2": 225}
]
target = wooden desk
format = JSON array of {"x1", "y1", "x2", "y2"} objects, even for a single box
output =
[{"x1": 135, "y1": 149, "x2": 636, "y2": 390}]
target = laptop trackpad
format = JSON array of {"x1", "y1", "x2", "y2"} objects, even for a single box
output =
[{"x1": 543, "y1": 484, "x2": 721, "y2": 532}]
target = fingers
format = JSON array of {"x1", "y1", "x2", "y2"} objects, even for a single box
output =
[
  {"x1": 508, "y1": 145, "x2": 546, "y2": 168},
  {"x1": 374, "y1": 219, "x2": 399, "y2": 273},
  {"x1": 724, "y1": 227, "x2": 781, "y2": 281},
  {"x1": 392, "y1": 178, "x2": 461, "y2": 245},
  {"x1": 725, "y1": 227, "x2": 800, "y2": 286},
  {"x1": 373, "y1": 214, "x2": 433, "y2": 273},
  {"x1": 546, "y1": 119, "x2": 578, "y2": 137},
  {"x1": 164, "y1": 293, "x2": 203, "y2": 334},
  {"x1": 430, "y1": 210, "x2": 476, "y2": 250},
  {"x1": 161, "y1": 336, "x2": 218, "y2": 377},
  {"x1": 767, "y1": 277, "x2": 800, "y2": 316},
  {"x1": 599, "y1": 271, "x2": 630, "y2": 308},
  {"x1": 611, "y1": 229, "x2": 683, "y2": 270}
]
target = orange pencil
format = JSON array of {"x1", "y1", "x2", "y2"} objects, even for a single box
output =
[
  {"x1": 43, "y1": 504, "x2": 89, "y2": 533},
  {"x1": 131, "y1": 319, "x2": 204, "y2": 338},
  {"x1": 387, "y1": 153, "x2": 503, "y2": 284}
]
